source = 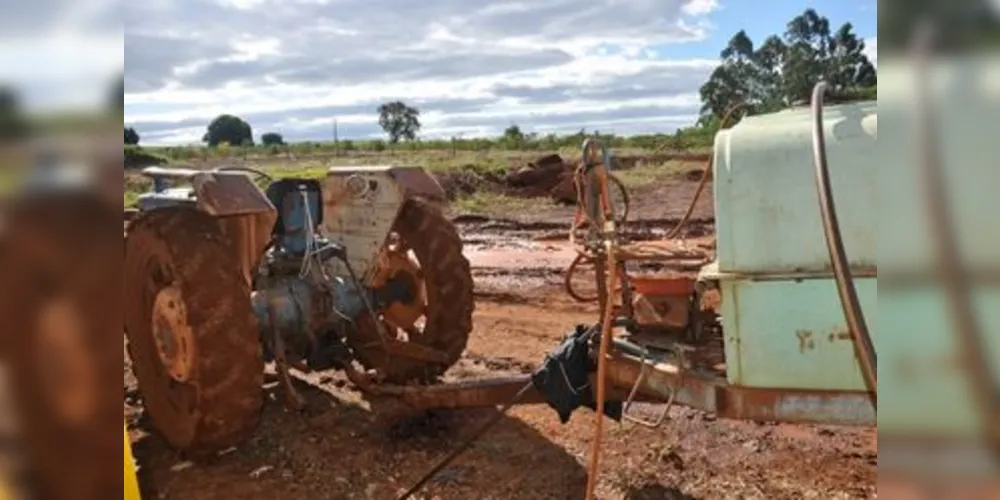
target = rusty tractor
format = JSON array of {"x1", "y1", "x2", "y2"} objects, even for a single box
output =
[{"x1": 123, "y1": 165, "x2": 474, "y2": 454}]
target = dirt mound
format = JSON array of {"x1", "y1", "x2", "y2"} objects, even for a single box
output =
[
  {"x1": 435, "y1": 154, "x2": 578, "y2": 203},
  {"x1": 436, "y1": 165, "x2": 507, "y2": 200},
  {"x1": 435, "y1": 152, "x2": 712, "y2": 206}
]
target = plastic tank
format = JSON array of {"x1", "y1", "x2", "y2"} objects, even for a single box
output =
[
  {"x1": 703, "y1": 53, "x2": 1000, "y2": 442},
  {"x1": 703, "y1": 99, "x2": 878, "y2": 407},
  {"x1": 713, "y1": 103, "x2": 877, "y2": 274}
]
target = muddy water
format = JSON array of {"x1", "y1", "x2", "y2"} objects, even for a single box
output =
[{"x1": 459, "y1": 218, "x2": 717, "y2": 296}]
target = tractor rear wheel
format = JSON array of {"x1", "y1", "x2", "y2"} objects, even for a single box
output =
[
  {"x1": 348, "y1": 198, "x2": 474, "y2": 383},
  {"x1": 124, "y1": 206, "x2": 264, "y2": 455}
]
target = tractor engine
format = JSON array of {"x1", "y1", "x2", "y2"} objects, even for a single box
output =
[{"x1": 248, "y1": 178, "x2": 410, "y2": 372}]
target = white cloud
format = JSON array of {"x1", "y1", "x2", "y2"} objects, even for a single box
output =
[
  {"x1": 0, "y1": 0, "x2": 121, "y2": 112},
  {"x1": 864, "y1": 37, "x2": 877, "y2": 67},
  {"x1": 124, "y1": 0, "x2": 723, "y2": 144},
  {"x1": 682, "y1": 0, "x2": 719, "y2": 16}
]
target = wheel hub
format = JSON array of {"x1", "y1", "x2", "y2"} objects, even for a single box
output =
[
  {"x1": 151, "y1": 285, "x2": 196, "y2": 383},
  {"x1": 35, "y1": 297, "x2": 96, "y2": 426}
]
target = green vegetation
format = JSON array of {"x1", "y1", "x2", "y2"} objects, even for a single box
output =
[
  {"x1": 0, "y1": 86, "x2": 30, "y2": 139},
  {"x1": 261, "y1": 132, "x2": 285, "y2": 146},
  {"x1": 615, "y1": 160, "x2": 692, "y2": 189},
  {"x1": 125, "y1": 127, "x2": 140, "y2": 145},
  {"x1": 124, "y1": 190, "x2": 139, "y2": 208},
  {"x1": 124, "y1": 145, "x2": 168, "y2": 169},
  {"x1": 377, "y1": 101, "x2": 421, "y2": 143},
  {"x1": 131, "y1": 127, "x2": 715, "y2": 165},
  {"x1": 698, "y1": 8, "x2": 876, "y2": 123},
  {"x1": 203, "y1": 114, "x2": 254, "y2": 147}
]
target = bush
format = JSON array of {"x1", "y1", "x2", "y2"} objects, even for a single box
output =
[
  {"x1": 124, "y1": 146, "x2": 168, "y2": 169},
  {"x1": 261, "y1": 132, "x2": 284, "y2": 146}
]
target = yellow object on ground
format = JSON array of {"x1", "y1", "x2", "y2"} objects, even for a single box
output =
[{"x1": 124, "y1": 424, "x2": 140, "y2": 500}]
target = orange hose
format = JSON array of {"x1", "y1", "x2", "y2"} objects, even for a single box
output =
[
  {"x1": 565, "y1": 253, "x2": 599, "y2": 302},
  {"x1": 565, "y1": 150, "x2": 631, "y2": 303},
  {"x1": 584, "y1": 242, "x2": 619, "y2": 500}
]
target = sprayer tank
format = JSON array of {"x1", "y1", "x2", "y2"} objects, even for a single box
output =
[{"x1": 701, "y1": 101, "x2": 878, "y2": 426}]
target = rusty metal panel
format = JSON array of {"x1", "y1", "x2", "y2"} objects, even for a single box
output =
[
  {"x1": 215, "y1": 213, "x2": 276, "y2": 287},
  {"x1": 382, "y1": 351, "x2": 875, "y2": 425},
  {"x1": 387, "y1": 166, "x2": 446, "y2": 201},
  {"x1": 320, "y1": 166, "x2": 409, "y2": 281},
  {"x1": 603, "y1": 351, "x2": 875, "y2": 426},
  {"x1": 192, "y1": 172, "x2": 276, "y2": 217}
]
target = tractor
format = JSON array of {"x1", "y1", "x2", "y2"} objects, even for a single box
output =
[{"x1": 123, "y1": 165, "x2": 474, "y2": 454}]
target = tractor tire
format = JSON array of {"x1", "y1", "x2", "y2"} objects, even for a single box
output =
[
  {"x1": 0, "y1": 192, "x2": 121, "y2": 500},
  {"x1": 124, "y1": 206, "x2": 264, "y2": 455},
  {"x1": 348, "y1": 198, "x2": 474, "y2": 383}
]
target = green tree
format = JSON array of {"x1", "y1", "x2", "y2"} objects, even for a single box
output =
[
  {"x1": 377, "y1": 101, "x2": 420, "y2": 143},
  {"x1": 781, "y1": 10, "x2": 876, "y2": 103},
  {"x1": 261, "y1": 132, "x2": 284, "y2": 146},
  {"x1": 698, "y1": 9, "x2": 877, "y2": 123},
  {"x1": 0, "y1": 86, "x2": 29, "y2": 139},
  {"x1": 203, "y1": 114, "x2": 253, "y2": 147},
  {"x1": 125, "y1": 127, "x2": 140, "y2": 145},
  {"x1": 110, "y1": 75, "x2": 124, "y2": 115},
  {"x1": 502, "y1": 124, "x2": 524, "y2": 148}
]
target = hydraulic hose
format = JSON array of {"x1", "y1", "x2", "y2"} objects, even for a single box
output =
[
  {"x1": 664, "y1": 103, "x2": 747, "y2": 239},
  {"x1": 564, "y1": 173, "x2": 630, "y2": 303},
  {"x1": 564, "y1": 141, "x2": 631, "y2": 304},
  {"x1": 809, "y1": 81, "x2": 878, "y2": 405}
]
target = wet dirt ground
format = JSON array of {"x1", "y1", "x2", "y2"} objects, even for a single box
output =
[{"x1": 124, "y1": 168, "x2": 877, "y2": 499}]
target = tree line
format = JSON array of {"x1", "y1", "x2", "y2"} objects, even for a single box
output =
[
  {"x1": 125, "y1": 100, "x2": 423, "y2": 149},
  {"x1": 698, "y1": 8, "x2": 876, "y2": 124}
]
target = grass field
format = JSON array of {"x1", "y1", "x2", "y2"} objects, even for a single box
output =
[{"x1": 123, "y1": 145, "x2": 709, "y2": 216}]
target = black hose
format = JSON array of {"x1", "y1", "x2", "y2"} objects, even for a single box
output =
[{"x1": 810, "y1": 81, "x2": 878, "y2": 406}]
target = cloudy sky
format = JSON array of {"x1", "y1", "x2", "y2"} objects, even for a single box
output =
[
  {"x1": 0, "y1": 0, "x2": 121, "y2": 112},
  {"x1": 117, "y1": 0, "x2": 875, "y2": 145}
]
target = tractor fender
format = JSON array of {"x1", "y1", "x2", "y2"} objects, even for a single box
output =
[{"x1": 321, "y1": 166, "x2": 445, "y2": 281}]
